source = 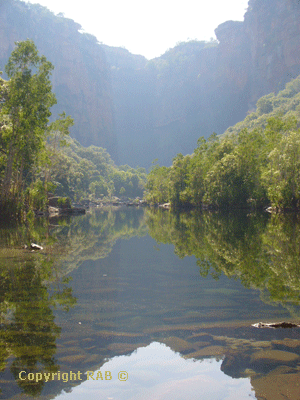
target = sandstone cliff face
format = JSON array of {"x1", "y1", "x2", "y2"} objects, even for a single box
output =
[
  {"x1": 106, "y1": 0, "x2": 300, "y2": 166},
  {"x1": 244, "y1": 0, "x2": 300, "y2": 105},
  {"x1": 1, "y1": 0, "x2": 300, "y2": 167},
  {"x1": 213, "y1": 0, "x2": 300, "y2": 110},
  {"x1": 0, "y1": 0, "x2": 116, "y2": 158},
  {"x1": 105, "y1": 37, "x2": 253, "y2": 166}
]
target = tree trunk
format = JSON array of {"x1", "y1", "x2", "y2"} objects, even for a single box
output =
[{"x1": 1, "y1": 141, "x2": 15, "y2": 201}]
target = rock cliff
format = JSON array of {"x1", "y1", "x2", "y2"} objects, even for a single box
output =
[
  {"x1": 102, "y1": 0, "x2": 300, "y2": 166},
  {"x1": 1, "y1": 0, "x2": 300, "y2": 167},
  {"x1": 244, "y1": 0, "x2": 300, "y2": 105},
  {"x1": 0, "y1": 0, "x2": 116, "y2": 158}
]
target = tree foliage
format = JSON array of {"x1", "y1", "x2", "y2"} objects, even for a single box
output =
[
  {"x1": 46, "y1": 137, "x2": 147, "y2": 202},
  {"x1": 0, "y1": 40, "x2": 146, "y2": 221},
  {"x1": 0, "y1": 40, "x2": 67, "y2": 218},
  {"x1": 145, "y1": 83, "x2": 300, "y2": 211}
]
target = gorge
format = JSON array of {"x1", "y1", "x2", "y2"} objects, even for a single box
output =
[{"x1": 0, "y1": 0, "x2": 300, "y2": 167}]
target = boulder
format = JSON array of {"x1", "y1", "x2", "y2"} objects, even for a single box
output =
[
  {"x1": 48, "y1": 196, "x2": 71, "y2": 209},
  {"x1": 252, "y1": 321, "x2": 300, "y2": 328},
  {"x1": 30, "y1": 243, "x2": 43, "y2": 251},
  {"x1": 159, "y1": 203, "x2": 171, "y2": 209}
]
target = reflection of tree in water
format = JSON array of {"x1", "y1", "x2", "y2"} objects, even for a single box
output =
[
  {"x1": 146, "y1": 209, "x2": 300, "y2": 307},
  {"x1": 0, "y1": 207, "x2": 147, "y2": 396},
  {"x1": 0, "y1": 259, "x2": 76, "y2": 396},
  {"x1": 48, "y1": 208, "x2": 148, "y2": 275},
  {"x1": 262, "y1": 214, "x2": 300, "y2": 304}
]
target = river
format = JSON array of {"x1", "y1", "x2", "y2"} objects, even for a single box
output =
[{"x1": 1, "y1": 207, "x2": 300, "y2": 399}]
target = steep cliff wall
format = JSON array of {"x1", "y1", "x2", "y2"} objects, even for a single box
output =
[
  {"x1": 1, "y1": 0, "x2": 300, "y2": 168},
  {"x1": 0, "y1": 0, "x2": 116, "y2": 158},
  {"x1": 104, "y1": 0, "x2": 300, "y2": 167},
  {"x1": 244, "y1": 0, "x2": 300, "y2": 105},
  {"x1": 105, "y1": 37, "x2": 253, "y2": 166}
]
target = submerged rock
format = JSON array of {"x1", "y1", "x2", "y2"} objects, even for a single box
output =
[
  {"x1": 252, "y1": 368, "x2": 300, "y2": 400},
  {"x1": 161, "y1": 336, "x2": 195, "y2": 352},
  {"x1": 107, "y1": 342, "x2": 147, "y2": 354},
  {"x1": 251, "y1": 349, "x2": 299, "y2": 363},
  {"x1": 186, "y1": 345, "x2": 224, "y2": 358},
  {"x1": 272, "y1": 339, "x2": 300, "y2": 348}
]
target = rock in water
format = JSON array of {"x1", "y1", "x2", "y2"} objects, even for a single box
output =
[
  {"x1": 252, "y1": 321, "x2": 300, "y2": 328},
  {"x1": 30, "y1": 243, "x2": 43, "y2": 251}
]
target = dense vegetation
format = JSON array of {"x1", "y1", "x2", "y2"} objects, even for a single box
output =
[
  {"x1": 225, "y1": 76, "x2": 300, "y2": 136},
  {"x1": 0, "y1": 40, "x2": 146, "y2": 221},
  {"x1": 2, "y1": 40, "x2": 300, "y2": 220},
  {"x1": 145, "y1": 76, "x2": 300, "y2": 211},
  {"x1": 46, "y1": 136, "x2": 146, "y2": 202}
]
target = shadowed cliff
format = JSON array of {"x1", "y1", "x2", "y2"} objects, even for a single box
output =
[
  {"x1": 1, "y1": 0, "x2": 300, "y2": 167},
  {"x1": 0, "y1": 0, "x2": 117, "y2": 159},
  {"x1": 104, "y1": 0, "x2": 300, "y2": 166}
]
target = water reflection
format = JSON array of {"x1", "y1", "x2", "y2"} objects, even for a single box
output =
[
  {"x1": 0, "y1": 258, "x2": 75, "y2": 396},
  {"x1": 0, "y1": 208, "x2": 147, "y2": 397},
  {"x1": 1, "y1": 207, "x2": 300, "y2": 399},
  {"x1": 146, "y1": 209, "x2": 300, "y2": 309},
  {"x1": 55, "y1": 342, "x2": 255, "y2": 400}
]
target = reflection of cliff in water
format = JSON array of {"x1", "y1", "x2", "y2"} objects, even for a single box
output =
[{"x1": 2, "y1": 208, "x2": 300, "y2": 399}]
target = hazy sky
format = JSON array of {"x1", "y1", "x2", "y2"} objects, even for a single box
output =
[{"x1": 26, "y1": 0, "x2": 249, "y2": 59}]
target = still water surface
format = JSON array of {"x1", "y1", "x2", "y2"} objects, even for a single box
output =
[{"x1": 1, "y1": 208, "x2": 300, "y2": 399}]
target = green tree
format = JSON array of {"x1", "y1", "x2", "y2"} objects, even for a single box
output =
[
  {"x1": 263, "y1": 130, "x2": 300, "y2": 209},
  {"x1": 169, "y1": 154, "x2": 191, "y2": 207},
  {"x1": 0, "y1": 40, "x2": 56, "y2": 216},
  {"x1": 145, "y1": 163, "x2": 170, "y2": 204}
]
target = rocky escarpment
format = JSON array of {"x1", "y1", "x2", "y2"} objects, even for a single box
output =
[
  {"x1": 215, "y1": 0, "x2": 300, "y2": 111},
  {"x1": 244, "y1": 0, "x2": 300, "y2": 105},
  {"x1": 1, "y1": 0, "x2": 300, "y2": 168},
  {"x1": 0, "y1": 0, "x2": 116, "y2": 158},
  {"x1": 103, "y1": 0, "x2": 300, "y2": 167}
]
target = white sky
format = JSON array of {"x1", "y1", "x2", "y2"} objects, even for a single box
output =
[{"x1": 26, "y1": 0, "x2": 249, "y2": 59}]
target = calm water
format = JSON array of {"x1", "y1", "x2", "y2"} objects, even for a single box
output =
[{"x1": 1, "y1": 207, "x2": 300, "y2": 399}]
